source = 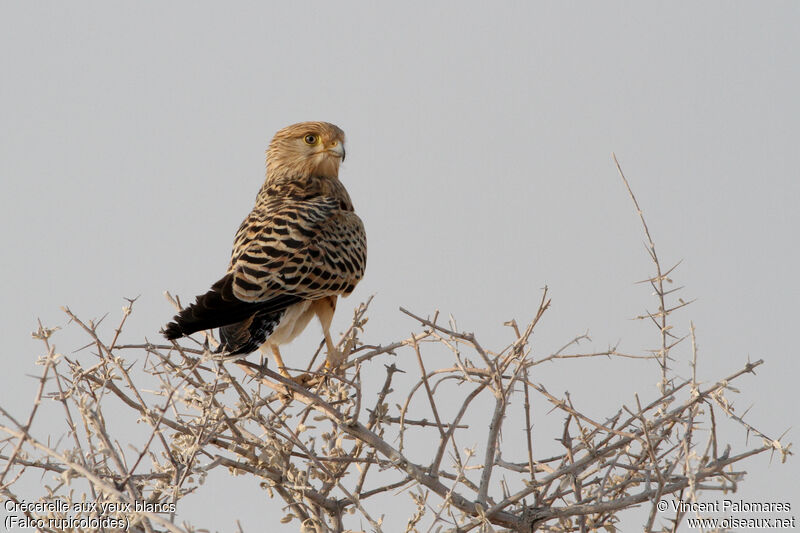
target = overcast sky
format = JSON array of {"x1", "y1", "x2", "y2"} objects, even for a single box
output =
[{"x1": 1, "y1": 2, "x2": 798, "y2": 531}]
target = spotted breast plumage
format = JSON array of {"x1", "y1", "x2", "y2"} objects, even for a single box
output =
[{"x1": 163, "y1": 122, "x2": 366, "y2": 378}]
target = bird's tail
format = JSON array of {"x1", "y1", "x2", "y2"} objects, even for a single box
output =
[{"x1": 162, "y1": 273, "x2": 300, "y2": 343}]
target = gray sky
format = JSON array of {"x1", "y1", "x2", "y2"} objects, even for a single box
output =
[{"x1": 2, "y1": 2, "x2": 798, "y2": 531}]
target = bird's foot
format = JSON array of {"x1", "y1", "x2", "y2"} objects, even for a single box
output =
[
  {"x1": 292, "y1": 372, "x2": 322, "y2": 388},
  {"x1": 324, "y1": 346, "x2": 348, "y2": 371},
  {"x1": 273, "y1": 366, "x2": 322, "y2": 389}
]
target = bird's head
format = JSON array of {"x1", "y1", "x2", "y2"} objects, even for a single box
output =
[{"x1": 266, "y1": 121, "x2": 346, "y2": 181}]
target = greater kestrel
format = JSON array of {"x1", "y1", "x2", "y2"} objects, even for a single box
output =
[{"x1": 163, "y1": 122, "x2": 367, "y2": 378}]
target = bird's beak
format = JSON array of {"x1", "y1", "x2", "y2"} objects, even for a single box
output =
[{"x1": 327, "y1": 141, "x2": 345, "y2": 162}]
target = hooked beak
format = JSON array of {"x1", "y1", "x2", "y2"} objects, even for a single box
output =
[{"x1": 327, "y1": 141, "x2": 345, "y2": 162}]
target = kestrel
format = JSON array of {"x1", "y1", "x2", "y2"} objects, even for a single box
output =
[{"x1": 163, "y1": 122, "x2": 367, "y2": 378}]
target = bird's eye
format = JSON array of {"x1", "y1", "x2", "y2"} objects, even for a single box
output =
[{"x1": 303, "y1": 134, "x2": 318, "y2": 145}]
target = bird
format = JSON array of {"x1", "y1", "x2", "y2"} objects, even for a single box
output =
[{"x1": 163, "y1": 121, "x2": 367, "y2": 379}]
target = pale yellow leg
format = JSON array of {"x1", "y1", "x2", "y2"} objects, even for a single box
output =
[
  {"x1": 313, "y1": 296, "x2": 345, "y2": 368},
  {"x1": 270, "y1": 345, "x2": 291, "y2": 378},
  {"x1": 323, "y1": 328, "x2": 341, "y2": 368}
]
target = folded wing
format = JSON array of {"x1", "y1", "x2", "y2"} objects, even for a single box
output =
[{"x1": 162, "y1": 196, "x2": 367, "y2": 353}]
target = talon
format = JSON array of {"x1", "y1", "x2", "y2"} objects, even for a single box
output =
[{"x1": 292, "y1": 372, "x2": 319, "y2": 387}]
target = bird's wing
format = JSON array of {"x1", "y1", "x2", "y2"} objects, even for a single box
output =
[
  {"x1": 162, "y1": 196, "x2": 366, "y2": 341},
  {"x1": 229, "y1": 196, "x2": 367, "y2": 303}
]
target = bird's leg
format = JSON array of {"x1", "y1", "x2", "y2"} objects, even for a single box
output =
[
  {"x1": 313, "y1": 296, "x2": 346, "y2": 369},
  {"x1": 270, "y1": 344, "x2": 320, "y2": 387},
  {"x1": 270, "y1": 345, "x2": 292, "y2": 379},
  {"x1": 323, "y1": 328, "x2": 345, "y2": 369}
]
